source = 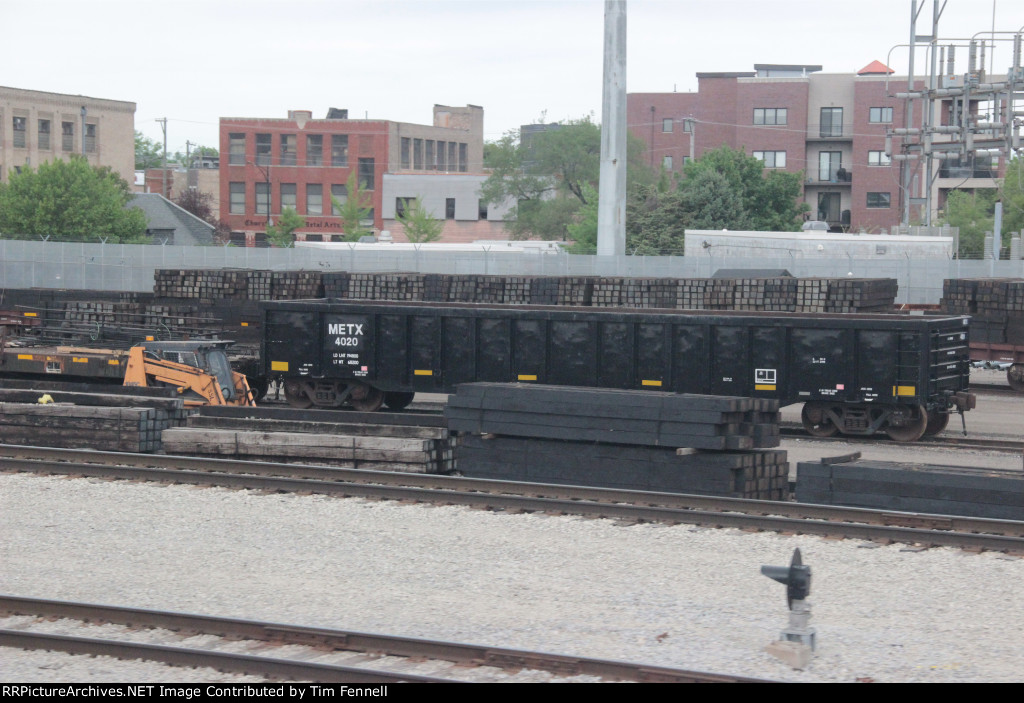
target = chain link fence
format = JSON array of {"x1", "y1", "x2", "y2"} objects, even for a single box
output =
[{"x1": 4, "y1": 240, "x2": 1024, "y2": 304}]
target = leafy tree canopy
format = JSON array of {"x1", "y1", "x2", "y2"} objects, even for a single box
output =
[
  {"x1": 480, "y1": 117, "x2": 654, "y2": 241},
  {"x1": 331, "y1": 171, "x2": 373, "y2": 242},
  {"x1": 266, "y1": 207, "x2": 306, "y2": 248},
  {"x1": 396, "y1": 197, "x2": 443, "y2": 243},
  {"x1": 135, "y1": 131, "x2": 163, "y2": 170},
  {"x1": 0, "y1": 157, "x2": 148, "y2": 243}
]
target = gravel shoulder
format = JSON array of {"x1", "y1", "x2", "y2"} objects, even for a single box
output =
[{"x1": 2, "y1": 472, "x2": 1022, "y2": 683}]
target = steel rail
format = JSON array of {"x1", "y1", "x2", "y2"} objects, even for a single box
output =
[
  {"x1": 1, "y1": 443, "x2": 1020, "y2": 537},
  {"x1": 0, "y1": 596, "x2": 765, "y2": 683},
  {"x1": 3, "y1": 447, "x2": 1023, "y2": 552},
  {"x1": 779, "y1": 425, "x2": 1024, "y2": 453},
  {"x1": 0, "y1": 630, "x2": 450, "y2": 683}
]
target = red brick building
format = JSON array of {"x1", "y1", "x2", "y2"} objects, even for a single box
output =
[
  {"x1": 628, "y1": 63, "x2": 1003, "y2": 233},
  {"x1": 219, "y1": 105, "x2": 484, "y2": 245}
]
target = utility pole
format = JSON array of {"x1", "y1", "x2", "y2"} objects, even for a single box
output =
[
  {"x1": 80, "y1": 107, "x2": 87, "y2": 157},
  {"x1": 156, "y1": 118, "x2": 168, "y2": 199},
  {"x1": 597, "y1": 0, "x2": 627, "y2": 257}
]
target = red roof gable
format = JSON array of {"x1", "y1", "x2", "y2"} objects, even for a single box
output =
[{"x1": 858, "y1": 60, "x2": 895, "y2": 75}]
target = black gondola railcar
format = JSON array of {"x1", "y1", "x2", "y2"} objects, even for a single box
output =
[{"x1": 261, "y1": 300, "x2": 976, "y2": 442}]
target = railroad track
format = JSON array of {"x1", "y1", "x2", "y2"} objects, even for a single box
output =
[
  {"x1": 3, "y1": 444, "x2": 1022, "y2": 554},
  {"x1": 779, "y1": 424, "x2": 1024, "y2": 453},
  {"x1": 0, "y1": 596, "x2": 767, "y2": 683},
  {"x1": 969, "y1": 383, "x2": 1021, "y2": 398}
]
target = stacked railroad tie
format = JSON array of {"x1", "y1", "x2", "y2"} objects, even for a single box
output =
[
  {"x1": 446, "y1": 383, "x2": 787, "y2": 499},
  {"x1": 0, "y1": 389, "x2": 187, "y2": 453},
  {"x1": 161, "y1": 406, "x2": 456, "y2": 473},
  {"x1": 146, "y1": 269, "x2": 899, "y2": 313},
  {"x1": 825, "y1": 278, "x2": 900, "y2": 313},
  {"x1": 797, "y1": 456, "x2": 1024, "y2": 521},
  {"x1": 941, "y1": 277, "x2": 1024, "y2": 344}
]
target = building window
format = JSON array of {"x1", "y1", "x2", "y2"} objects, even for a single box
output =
[
  {"x1": 362, "y1": 208, "x2": 375, "y2": 228},
  {"x1": 229, "y1": 133, "x2": 246, "y2": 165},
  {"x1": 280, "y1": 183, "x2": 297, "y2": 210},
  {"x1": 331, "y1": 184, "x2": 347, "y2": 215},
  {"x1": 445, "y1": 198, "x2": 456, "y2": 219},
  {"x1": 62, "y1": 122, "x2": 74, "y2": 152},
  {"x1": 401, "y1": 138, "x2": 411, "y2": 169},
  {"x1": 229, "y1": 182, "x2": 246, "y2": 214},
  {"x1": 682, "y1": 119, "x2": 694, "y2": 133},
  {"x1": 662, "y1": 118, "x2": 673, "y2": 133},
  {"x1": 306, "y1": 135, "x2": 323, "y2": 167},
  {"x1": 437, "y1": 141, "x2": 447, "y2": 171},
  {"x1": 754, "y1": 108, "x2": 787, "y2": 126},
  {"x1": 38, "y1": 119, "x2": 50, "y2": 150},
  {"x1": 753, "y1": 151, "x2": 787, "y2": 168},
  {"x1": 663, "y1": 155, "x2": 673, "y2": 170},
  {"x1": 396, "y1": 197, "x2": 414, "y2": 218},
  {"x1": 818, "y1": 151, "x2": 842, "y2": 181},
  {"x1": 255, "y1": 134, "x2": 271, "y2": 166},
  {"x1": 479, "y1": 200, "x2": 488, "y2": 220},
  {"x1": 280, "y1": 134, "x2": 296, "y2": 166},
  {"x1": 820, "y1": 107, "x2": 843, "y2": 137},
  {"x1": 307, "y1": 184, "x2": 323, "y2": 215},
  {"x1": 425, "y1": 140, "x2": 435, "y2": 170},
  {"x1": 413, "y1": 138, "x2": 423, "y2": 170},
  {"x1": 84, "y1": 123, "x2": 96, "y2": 153},
  {"x1": 868, "y1": 150, "x2": 891, "y2": 166},
  {"x1": 867, "y1": 192, "x2": 891, "y2": 208},
  {"x1": 331, "y1": 135, "x2": 348, "y2": 167},
  {"x1": 255, "y1": 182, "x2": 270, "y2": 215},
  {"x1": 459, "y1": 143, "x2": 468, "y2": 172},
  {"x1": 869, "y1": 107, "x2": 893, "y2": 123},
  {"x1": 448, "y1": 143, "x2": 457, "y2": 173},
  {"x1": 358, "y1": 158, "x2": 375, "y2": 190},
  {"x1": 13, "y1": 117, "x2": 26, "y2": 148}
]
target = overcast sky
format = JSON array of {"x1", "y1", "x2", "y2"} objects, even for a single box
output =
[{"x1": 6, "y1": 0, "x2": 1022, "y2": 155}]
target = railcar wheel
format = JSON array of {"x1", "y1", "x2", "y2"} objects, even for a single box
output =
[
  {"x1": 885, "y1": 405, "x2": 928, "y2": 442},
  {"x1": 1008, "y1": 364, "x2": 1024, "y2": 391},
  {"x1": 801, "y1": 402, "x2": 838, "y2": 437},
  {"x1": 248, "y1": 376, "x2": 270, "y2": 402},
  {"x1": 924, "y1": 410, "x2": 950, "y2": 436},
  {"x1": 349, "y1": 386, "x2": 385, "y2": 412},
  {"x1": 283, "y1": 380, "x2": 313, "y2": 409},
  {"x1": 384, "y1": 391, "x2": 416, "y2": 411}
]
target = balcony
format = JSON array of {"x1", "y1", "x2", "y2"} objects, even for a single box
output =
[
  {"x1": 807, "y1": 124, "x2": 853, "y2": 140},
  {"x1": 806, "y1": 168, "x2": 853, "y2": 186}
]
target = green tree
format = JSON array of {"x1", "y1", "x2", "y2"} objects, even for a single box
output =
[
  {"x1": 679, "y1": 168, "x2": 751, "y2": 231},
  {"x1": 480, "y1": 118, "x2": 654, "y2": 241},
  {"x1": 266, "y1": 207, "x2": 306, "y2": 248},
  {"x1": 939, "y1": 189, "x2": 997, "y2": 258},
  {"x1": 135, "y1": 131, "x2": 163, "y2": 170},
  {"x1": 999, "y1": 156, "x2": 1024, "y2": 239},
  {"x1": 331, "y1": 171, "x2": 373, "y2": 242},
  {"x1": 0, "y1": 157, "x2": 148, "y2": 242},
  {"x1": 624, "y1": 183, "x2": 689, "y2": 255},
  {"x1": 679, "y1": 146, "x2": 807, "y2": 231},
  {"x1": 396, "y1": 197, "x2": 443, "y2": 243}
]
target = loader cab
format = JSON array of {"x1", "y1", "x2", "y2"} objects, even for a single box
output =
[{"x1": 135, "y1": 340, "x2": 240, "y2": 401}]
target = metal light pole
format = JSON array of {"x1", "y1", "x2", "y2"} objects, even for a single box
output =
[{"x1": 597, "y1": 0, "x2": 627, "y2": 257}]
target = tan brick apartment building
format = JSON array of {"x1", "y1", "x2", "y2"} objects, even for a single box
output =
[
  {"x1": 628, "y1": 63, "x2": 1004, "y2": 232},
  {"x1": 0, "y1": 86, "x2": 135, "y2": 184},
  {"x1": 219, "y1": 105, "x2": 508, "y2": 245}
]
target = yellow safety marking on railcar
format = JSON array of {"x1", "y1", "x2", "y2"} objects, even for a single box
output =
[
  {"x1": 23, "y1": 312, "x2": 37, "y2": 317},
  {"x1": 641, "y1": 380, "x2": 663, "y2": 387},
  {"x1": 414, "y1": 369, "x2": 433, "y2": 376},
  {"x1": 107, "y1": 360, "x2": 120, "y2": 366},
  {"x1": 146, "y1": 336, "x2": 154, "y2": 341},
  {"x1": 270, "y1": 361, "x2": 289, "y2": 372},
  {"x1": 72, "y1": 357, "x2": 88, "y2": 363},
  {"x1": 517, "y1": 374, "x2": 538, "y2": 381},
  {"x1": 241, "y1": 322, "x2": 249, "y2": 327},
  {"x1": 755, "y1": 384, "x2": 777, "y2": 391},
  {"x1": 892, "y1": 385, "x2": 916, "y2": 397},
  {"x1": 17, "y1": 354, "x2": 34, "y2": 360}
]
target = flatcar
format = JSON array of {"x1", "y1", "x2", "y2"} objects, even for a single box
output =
[{"x1": 260, "y1": 300, "x2": 976, "y2": 442}]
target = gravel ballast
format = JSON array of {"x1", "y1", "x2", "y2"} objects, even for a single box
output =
[{"x1": 1, "y1": 472, "x2": 1022, "y2": 683}]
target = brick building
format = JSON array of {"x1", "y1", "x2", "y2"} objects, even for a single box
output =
[
  {"x1": 628, "y1": 63, "x2": 1004, "y2": 233},
  {"x1": 219, "y1": 105, "x2": 502, "y2": 245},
  {"x1": 0, "y1": 86, "x2": 135, "y2": 185}
]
